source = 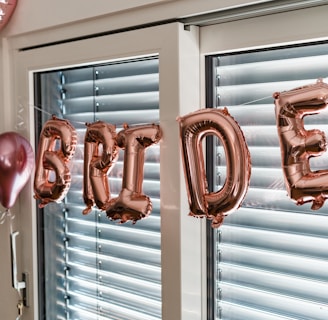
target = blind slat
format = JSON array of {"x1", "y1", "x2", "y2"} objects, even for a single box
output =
[
  {"x1": 68, "y1": 263, "x2": 161, "y2": 298},
  {"x1": 67, "y1": 249, "x2": 161, "y2": 283},
  {"x1": 218, "y1": 245, "x2": 328, "y2": 281},
  {"x1": 219, "y1": 225, "x2": 328, "y2": 258},
  {"x1": 225, "y1": 207, "x2": 328, "y2": 236},
  {"x1": 68, "y1": 293, "x2": 161, "y2": 320},
  {"x1": 65, "y1": 109, "x2": 159, "y2": 126},
  {"x1": 63, "y1": 92, "x2": 159, "y2": 114},
  {"x1": 219, "y1": 282, "x2": 328, "y2": 320},
  {"x1": 217, "y1": 79, "x2": 321, "y2": 105},
  {"x1": 37, "y1": 57, "x2": 161, "y2": 319},
  {"x1": 219, "y1": 264, "x2": 328, "y2": 304},
  {"x1": 212, "y1": 43, "x2": 328, "y2": 320},
  {"x1": 62, "y1": 73, "x2": 158, "y2": 98},
  {"x1": 216, "y1": 55, "x2": 328, "y2": 85},
  {"x1": 219, "y1": 301, "x2": 299, "y2": 320}
]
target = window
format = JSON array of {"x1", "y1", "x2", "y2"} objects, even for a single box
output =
[
  {"x1": 206, "y1": 41, "x2": 328, "y2": 320},
  {"x1": 34, "y1": 57, "x2": 162, "y2": 319},
  {"x1": 12, "y1": 23, "x2": 202, "y2": 320}
]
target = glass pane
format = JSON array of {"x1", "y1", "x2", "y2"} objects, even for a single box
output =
[
  {"x1": 209, "y1": 43, "x2": 328, "y2": 320},
  {"x1": 35, "y1": 57, "x2": 161, "y2": 319}
]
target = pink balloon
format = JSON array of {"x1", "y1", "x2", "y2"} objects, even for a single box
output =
[
  {"x1": 0, "y1": 132, "x2": 34, "y2": 209},
  {"x1": 0, "y1": 0, "x2": 18, "y2": 32}
]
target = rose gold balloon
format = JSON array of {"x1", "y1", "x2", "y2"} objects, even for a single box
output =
[
  {"x1": 177, "y1": 108, "x2": 251, "y2": 228},
  {"x1": 34, "y1": 116, "x2": 77, "y2": 208},
  {"x1": 83, "y1": 121, "x2": 118, "y2": 215},
  {"x1": 0, "y1": 0, "x2": 18, "y2": 32},
  {"x1": 274, "y1": 79, "x2": 328, "y2": 210},
  {"x1": 106, "y1": 123, "x2": 162, "y2": 223},
  {"x1": 0, "y1": 132, "x2": 34, "y2": 209}
]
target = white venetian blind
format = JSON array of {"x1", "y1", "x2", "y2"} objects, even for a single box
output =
[
  {"x1": 35, "y1": 57, "x2": 161, "y2": 320},
  {"x1": 209, "y1": 43, "x2": 328, "y2": 319}
]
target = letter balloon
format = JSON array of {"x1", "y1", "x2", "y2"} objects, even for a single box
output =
[
  {"x1": 106, "y1": 123, "x2": 162, "y2": 223},
  {"x1": 0, "y1": 132, "x2": 34, "y2": 209},
  {"x1": 274, "y1": 79, "x2": 328, "y2": 210},
  {"x1": 34, "y1": 116, "x2": 77, "y2": 208},
  {"x1": 83, "y1": 121, "x2": 118, "y2": 215},
  {"x1": 177, "y1": 108, "x2": 251, "y2": 228}
]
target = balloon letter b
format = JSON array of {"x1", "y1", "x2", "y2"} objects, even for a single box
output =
[
  {"x1": 178, "y1": 108, "x2": 251, "y2": 228},
  {"x1": 83, "y1": 121, "x2": 118, "y2": 214},
  {"x1": 34, "y1": 116, "x2": 77, "y2": 208},
  {"x1": 274, "y1": 79, "x2": 328, "y2": 210},
  {"x1": 106, "y1": 124, "x2": 162, "y2": 223}
]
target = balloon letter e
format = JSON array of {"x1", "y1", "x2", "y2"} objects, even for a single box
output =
[
  {"x1": 34, "y1": 116, "x2": 77, "y2": 208},
  {"x1": 274, "y1": 79, "x2": 328, "y2": 210},
  {"x1": 177, "y1": 108, "x2": 251, "y2": 228}
]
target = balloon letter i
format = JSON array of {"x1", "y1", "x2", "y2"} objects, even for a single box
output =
[
  {"x1": 83, "y1": 121, "x2": 118, "y2": 215},
  {"x1": 106, "y1": 123, "x2": 162, "y2": 224}
]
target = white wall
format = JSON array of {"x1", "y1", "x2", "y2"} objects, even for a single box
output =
[{"x1": 3, "y1": 0, "x2": 262, "y2": 36}]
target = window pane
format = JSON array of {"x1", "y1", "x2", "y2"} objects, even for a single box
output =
[
  {"x1": 209, "y1": 43, "x2": 328, "y2": 320},
  {"x1": 35, "y1": 57, "x2": 161, "y2": 320}
]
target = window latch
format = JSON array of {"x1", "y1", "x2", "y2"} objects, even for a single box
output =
[{"x1": 11, "y1": 231, "x2": 29, "y2": 307}]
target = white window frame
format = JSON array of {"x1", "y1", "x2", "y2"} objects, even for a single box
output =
[
  {"x1": 200, "y1": 5, "x2": 328, "y2": 57},
  {"x1": 199, "y1": 4, "x2": 328, "y2": 320},
  {"x1": 7, "y1": 22, "x2": 206, "y2": 320}
]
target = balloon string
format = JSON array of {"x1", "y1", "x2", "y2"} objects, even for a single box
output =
[
  {"x1": 15, "y1": 101, "x2": 27, "y2": 131},
  {"x1": 0, "y1": 211, "x2": 6, "y2": 224},
  {"x1": 33, "y1": 104, "x2": 53, "y2": 117},
  {"x1": 28, "y1": 78, "x2": 328, "y2": 124},
  {"x1": 0, "y1": 209, "x2": 15, "y2": 226},
  {"x1": 31, "y1": 103, "x2": 160, "y2": 127},
  {"x1": 9, "y1": 209, "x2": 14, "y2": 234},
  {"x1": 225, "y1": 78, "x2": 328, "y2": 107},
  {"x1": 240, "y1": 95, "x2": 273, "y2": 106},
  {"x1": 31, "y1": 94, "x2": 271, "y2": 129},
  {"x1": 30, "y1": 105, "x2": 85, "y2": 125}
]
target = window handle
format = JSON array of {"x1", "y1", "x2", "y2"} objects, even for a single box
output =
[{"x1": 11, "y1": 231, "x2": 29, "y2": 306}]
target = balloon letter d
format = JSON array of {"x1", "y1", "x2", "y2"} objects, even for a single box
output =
[{"x1": 178, "y1": 108, "x2": 251, "y2": 228}]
